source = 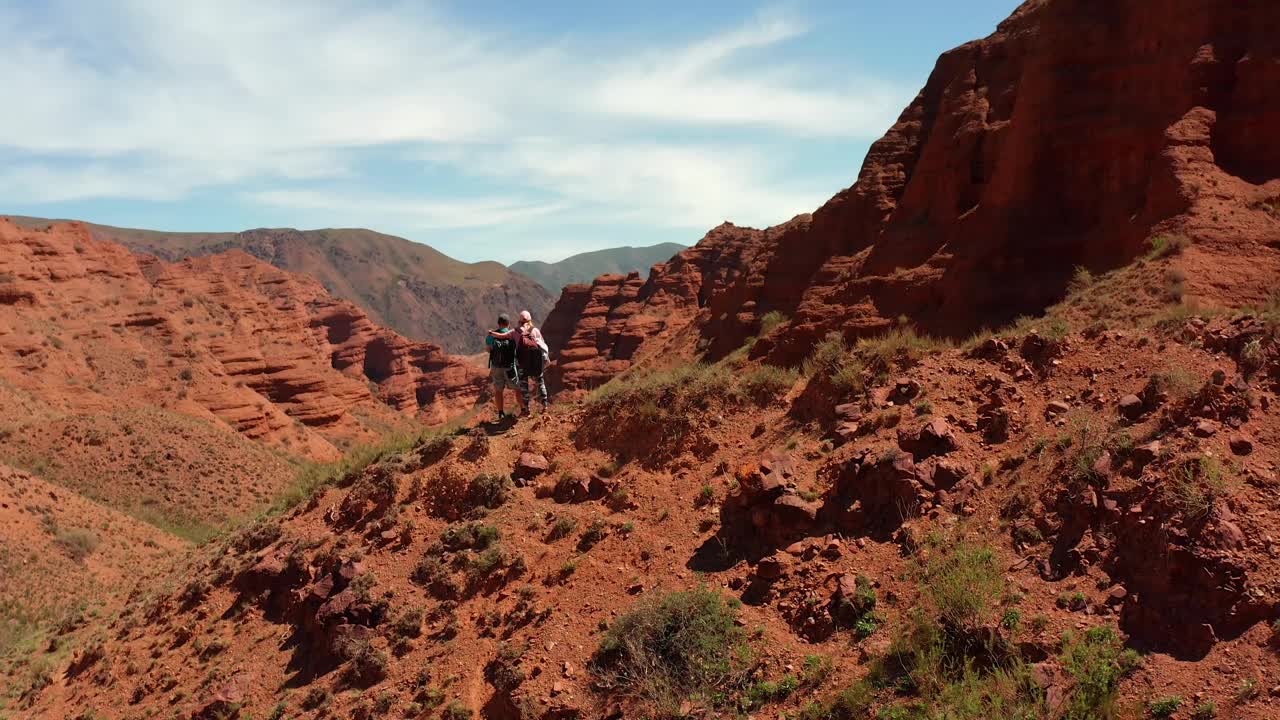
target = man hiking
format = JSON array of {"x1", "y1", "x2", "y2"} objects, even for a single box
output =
[
  {"x1": 515, "y1": 310, "x2": 550, "y2": 413},
  {"x1": 485, "y1": 313, "x2": 525, "y2": 421}
]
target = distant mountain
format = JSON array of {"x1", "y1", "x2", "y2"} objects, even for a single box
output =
[
  {"x1": 8, "y1": 217, "x2": 553, "y2": 354},
  {"x1": 510, "y1": 242, "x2": 685, "y2": 293}
]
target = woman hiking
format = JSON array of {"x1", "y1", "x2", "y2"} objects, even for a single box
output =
[{"x1": 516, "y1": 310, "x2": 550, "y2": 413}]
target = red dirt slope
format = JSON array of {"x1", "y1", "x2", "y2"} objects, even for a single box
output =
[
  {"x1": 0, "y1": 465, "x2": 184, "y2": 655},
  {"x1": 16, "y1": 284, "x2": 1280, "y2": 718},
  {"x1": 545, "y1": 0, "x2": 1280, "y2": 391}
]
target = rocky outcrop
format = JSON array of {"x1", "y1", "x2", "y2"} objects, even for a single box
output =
[
  {"x1": 0, "y1": 218, "x2": 487, "y2": 459},
  {"x1": 543, "y1": 0, "x2": 1280, "y2": 390},
  {"x1": 10, "y1": 219, "x2": 555, "y2": 354}
]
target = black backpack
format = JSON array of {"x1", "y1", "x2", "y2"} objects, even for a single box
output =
[{"x1": 489, "y1": 333, "x2": 517, "y2": 369}]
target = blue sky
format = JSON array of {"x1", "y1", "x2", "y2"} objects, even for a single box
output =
[{"x1": 0, "y1": 0, "x2": 1019, "y2": 263}]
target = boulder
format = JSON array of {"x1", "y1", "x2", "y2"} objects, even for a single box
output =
[
  {"x1": 835, "y1": 450, "x2": 926, "y2": 528},
  {"x1": 191, "y1": 673, "x2": 252, "y2": 720},
  {"x1": 920, "y1": 458, "x2": 968, "y2": 491},
  {"x1": 1045, "y1": 400, "x2": 1071, "y2": 417},
  {"x1": 898, "y1": 418, "x2": 959, "y2": 459},
  {"x1": 1192, "y1": 420, "x2": 1217, "y2": 438},
  {"x1": 513, "y1": 452, "x2": 550, "y2": 481},
  {"x1": 1118, "y1": 394, "x2": 1144, "y2": 420},
  {"x1": 1228, "y1": 433, "x2": 1254, "y2": 455},
  {"x1": 1130, "y1": 441, "x2": 1161, "y2": 470},
  {"x1": 553, "y1": 470, "x2": 592, "y2": 503},
  {"x1": 756, "y1": 555, "x2": 791, "y2": 580}
]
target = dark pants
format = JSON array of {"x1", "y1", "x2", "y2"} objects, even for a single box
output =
[{"x1": 520, "y1": 366, "x2": 548, "y2": 406}]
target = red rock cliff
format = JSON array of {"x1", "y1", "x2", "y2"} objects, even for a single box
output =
[
  {"x1": 0, "y1": 219, "x2": 487, "y2": 459},
  {"x1": 545, "y1": 0, "x2": 1280, "y2": 389}
]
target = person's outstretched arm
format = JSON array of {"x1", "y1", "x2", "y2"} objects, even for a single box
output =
[{"x1": 488, "y1": 328, "x2": 518, "y2": 339}]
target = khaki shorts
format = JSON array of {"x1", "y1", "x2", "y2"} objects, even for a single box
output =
[{"x1": 491, "y1": 367, "x2": 518, "y2": 391}]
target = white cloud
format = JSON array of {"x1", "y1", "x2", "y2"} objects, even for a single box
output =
[
  {"x1": 0, "y1": 0, "x2": 912, "y2": 237},
  {"x1": 248, "y1": 189, "x2": 569, "y2": 230},
  {"x1": 429, "y1": 139, "x2": 828, "y2": 230}
]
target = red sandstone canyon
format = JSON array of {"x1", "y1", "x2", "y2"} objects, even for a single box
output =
[{"x1": 4, "y1": 1, "x2": 1280, "y2": 718}]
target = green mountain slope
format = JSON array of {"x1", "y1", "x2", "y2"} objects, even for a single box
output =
[{"x1": 510, "y1": 242, "x2": 685, "y2": 293}]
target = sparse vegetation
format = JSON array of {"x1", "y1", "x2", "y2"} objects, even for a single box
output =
[
  {"x1": 578, "y1": 519, "x2": 609, "y2": 551},
  {"x1": 1147, "y1": 364, "x2": 1200, "y2": 402},
  {"x1": 341, "y1": 637, "x2": 389, "y2": 687},
  {"x1": 1148, "y1": 696, "x2": 1182, "y2": 717},
  {"x1": 1058, "y1": 627, "x2": 1142, "y2": 719},
  {"x1": 1069, "y1": 265, "x2": 1095, "y2": 294},
  {"x1": 918, "y1": 539, "x2": 1004, "y2": 629},
  {"x1": 1145, "y1": 233, "x2": 1190, "y2": 260},
  {"x1": 443, "y1": 700, "x2": 473, "y2": 719},
  {"x1": 467, "y1": 472, "x2": 511, "y2": 510},
  {"x1": 803, "y1": 331, "x2": 865, "y2": 396},
  {"x1": 440, "y1": 522, "x2": 500, "y2": 552},
  {"x1": 581, "y1": 363, "x2": 740, "y2": 457},
  {"x1": 547, "y1": 516, "x2": 578, "y2": 542},
  {"x1": 275, "y1": 426, "x2": 456, "y2": 512},
  {"x1": 592, "y1": 586, "x2": 749, "y2": 714},
  {"x1": 1166, "y1": 455, "x2": 1228, "y2": 522},
  {"x1": 758, "y1": 310, "x2": 788, "y2": 335},
  {"x1": 1191, "y1": 700, "x2": 1217, "y2": 719},
  {"x1": 740, "y1": 364, "x2": 800, "y2": 405},
  {"x1": 856, "y1": 322, "x2": 948, "y2": 373},
  {"x1": 54, "y1": 527, "x2": 99, "y2": 561}
]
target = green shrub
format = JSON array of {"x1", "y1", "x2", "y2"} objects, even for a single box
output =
[
  {"x1": 340, "y1": 638, "x2": 389, "y2": 687},
  {"x1": 467, "y1": 473, "x2": 511, "y2": 510},
  {"x1": 443, "y1": 700, "x2": 473, "y2": 719},
  {"x1": 745, "y1": 675, "x2": 800, "y2": 709},
  {"x1": 1166, "y1": 456, "x2": 1227, "y2": 521},
  {"x1": 1000, "y1": 609, "x2": 1021, "y2": 632},
  {"x1": 1059, "y1": 627, "x2": 1141, "y2": 720},
  {"x1": 1236, "y1": 677, "x2": 1260, "y2": 703},
  {"x1": 1145, "y1": 234, "x2": 1190, "y2": 260},
  {"x1": 547, "y1": 516, "x2": 578, "y2": 541},
  {"x1": 803, "y1": 332, "x2": 865, "y2": 396},
  {"x1": 1240, "y1": 339, "x2": 1265, "y2": 378},
  {"x1": 1191, "y1": 700, "x2": 1217, "y2": 719},
  {"x1": 758, "y1": 311, "x2": 789, "y2": 335},
  {"x1": 390, "y1": 608, "x2": 423, "y2": 639},
  {"x1": 411, "y1": 554, "x2": 449, "y2": 588},
  {"x1": 919, "y1": 541, "x2": 1004, "y2": 629},
  {"x1": 578, "y1": 520, "x2": 609, "y2": 551},
  {"x1": 440, "y1": 523, "x2": 500, "y2": 551},
  {"x1": 1148, "y1": 696, "x2": 1182, "y2": 718},
  {"x1": 592, "y1": 586, "x2": 749, "y2": 713},
  {"x1": 741, "y1": 364, "x2": 800, "y2": 405},
  {"x1": 467, "y1": 547, "x2": 507, "y2": 579}
]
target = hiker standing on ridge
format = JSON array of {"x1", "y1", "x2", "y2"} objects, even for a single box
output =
[
  {"x1": 515, "y1": 310, "x2": 550, "y2": 413},
  {"x1": 485, "y1": 313, "x2": 525, "y2": 421}
]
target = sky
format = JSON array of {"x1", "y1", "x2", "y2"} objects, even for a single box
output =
[{"x1": 0, "y1": 0, "x2": 1020, "y2": 263}]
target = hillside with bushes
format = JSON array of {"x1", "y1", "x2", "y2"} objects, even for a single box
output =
[{"x1": 4, "y1": 0, "x2": 1280, "y2": 718}]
